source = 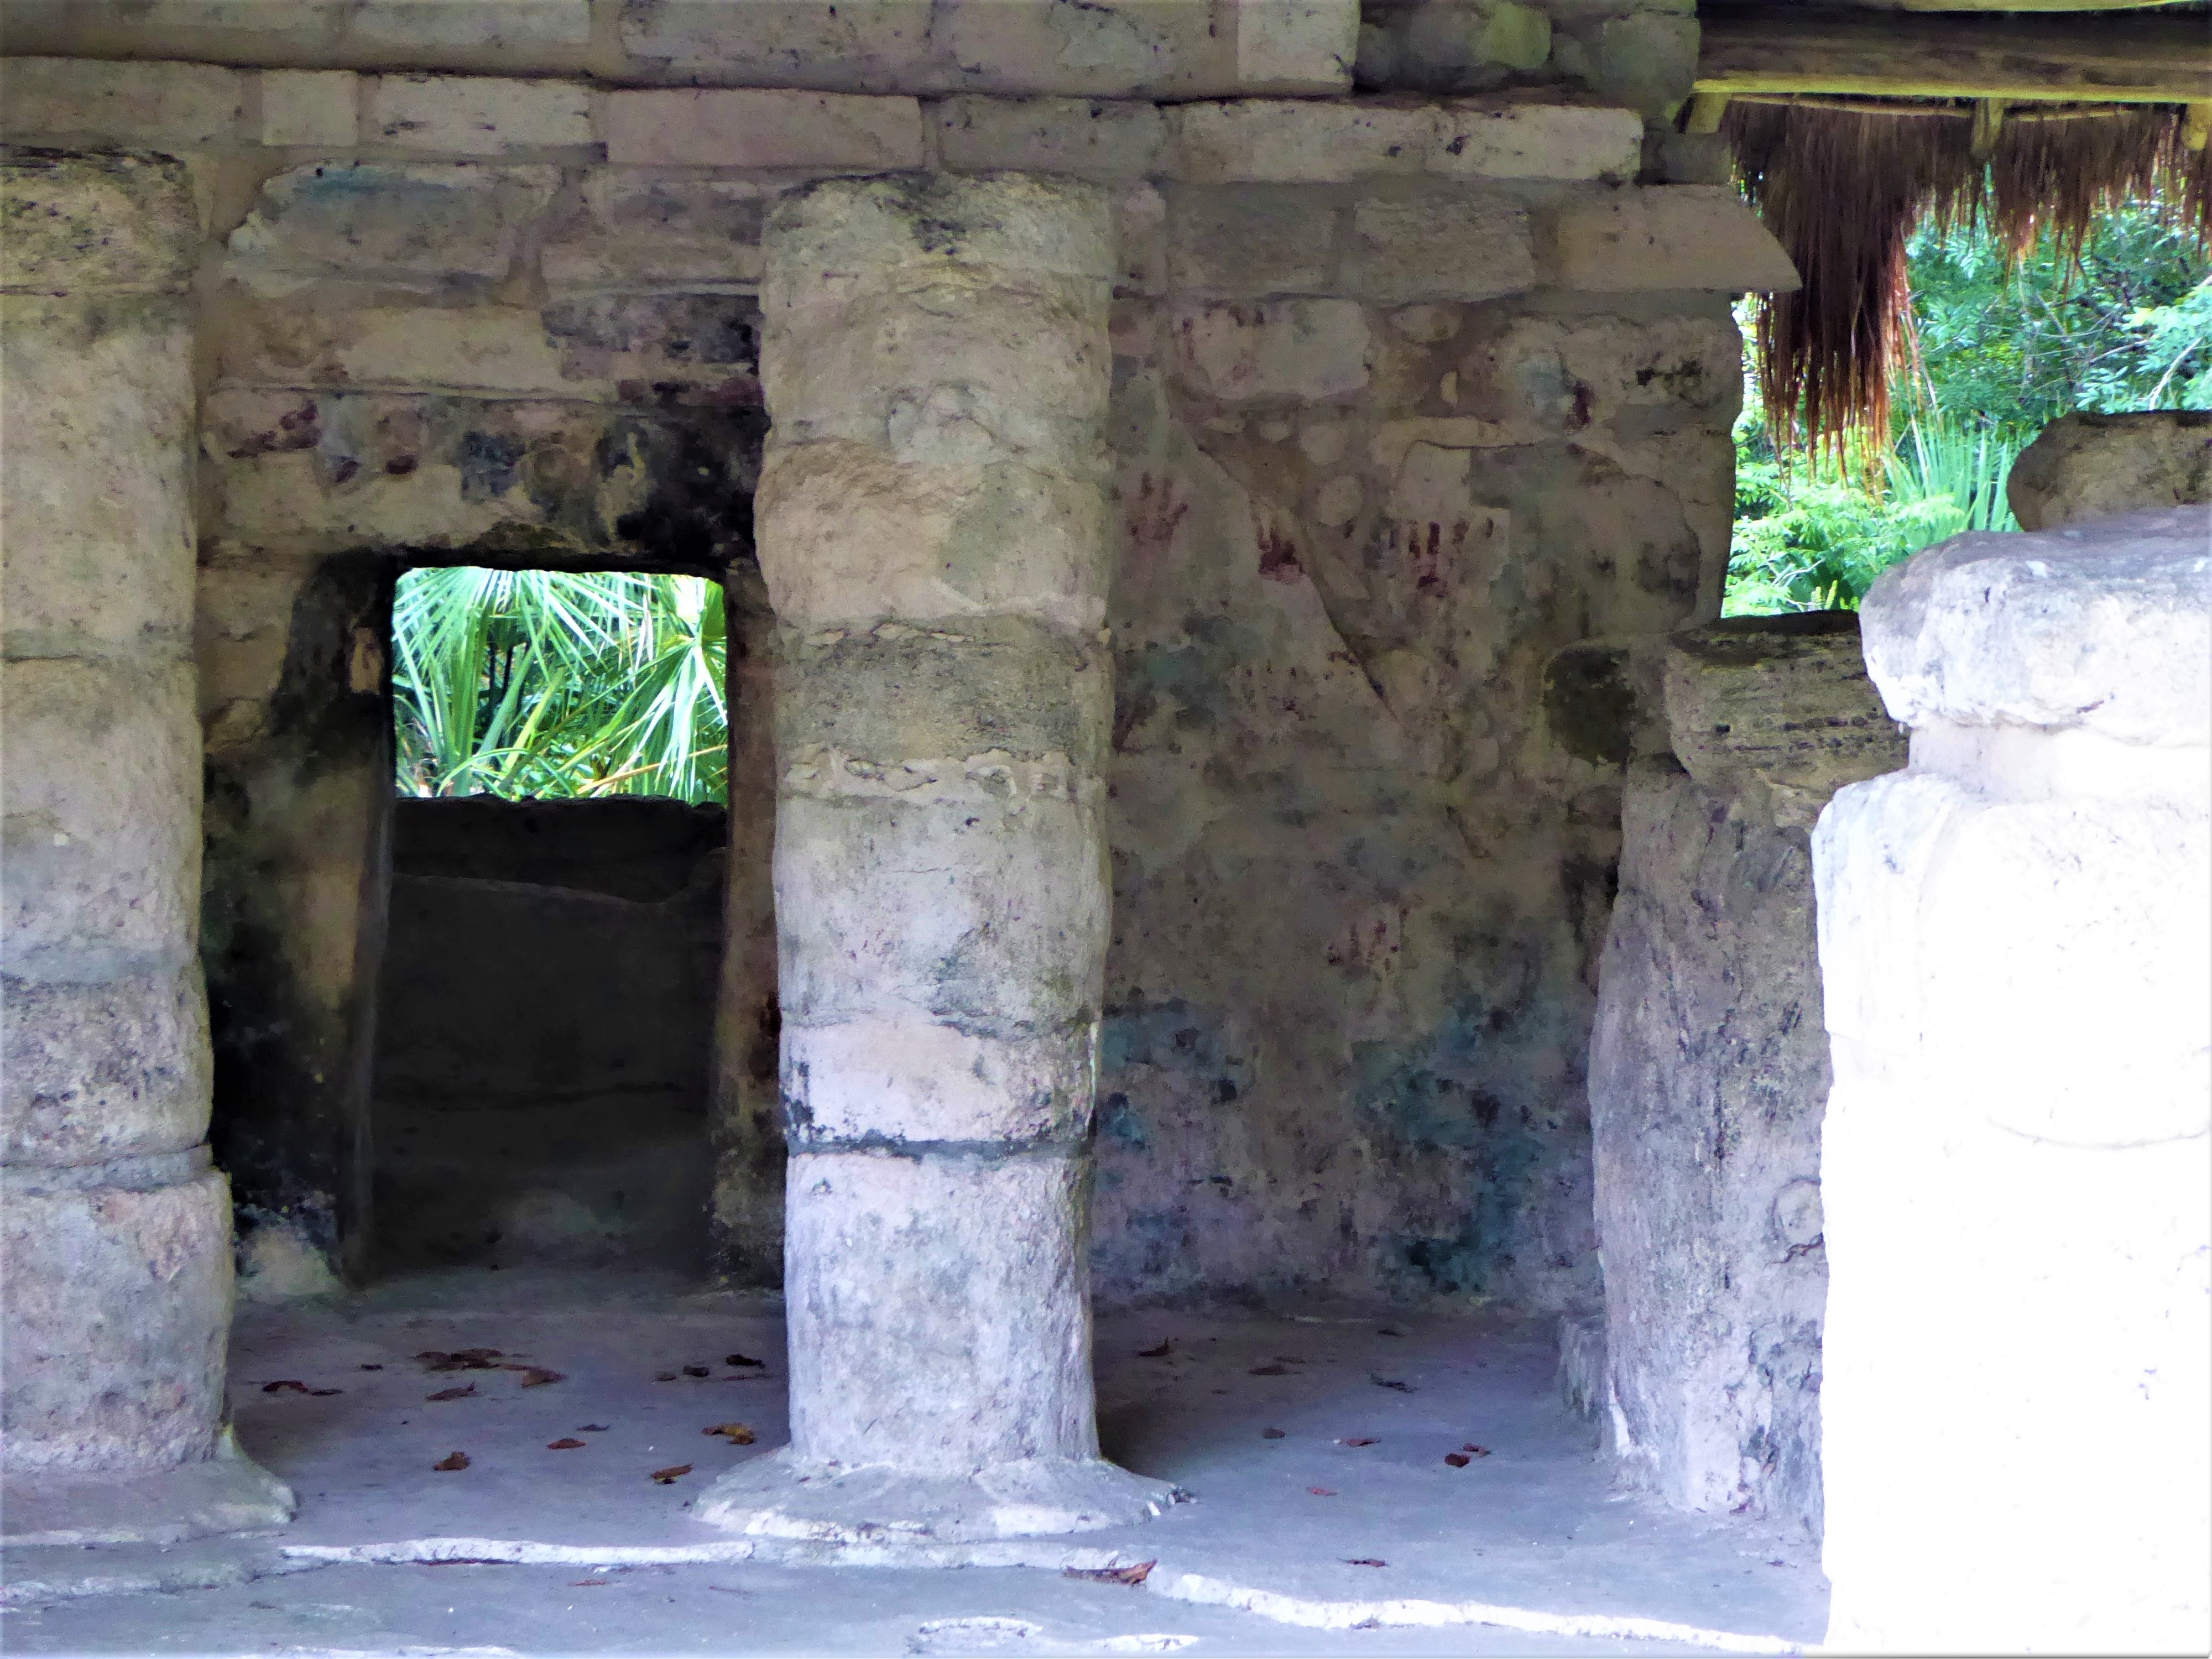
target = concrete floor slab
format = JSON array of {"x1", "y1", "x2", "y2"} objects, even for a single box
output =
[{"x1": 0, "y1": 1270, "x2": 1828, "y2": 1656}]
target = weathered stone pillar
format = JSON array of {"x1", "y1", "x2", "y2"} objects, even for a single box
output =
[
  {"x1": 1, "y1": 150, "x2": 292, "y2": 1543},
  {"x1": 697, "y1": 174, "x2": 1173, "y2": 1541},
  {"x1": 1587, "y1": 613, "x2": 1902, "y2": 1542},
  {"x1": 1815, "y1": 510, "x2": 2210, "y2": 1652}
]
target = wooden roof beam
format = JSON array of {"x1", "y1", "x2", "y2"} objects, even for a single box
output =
[{"x1": 1695, "y1": 7, "x2": 2212, "y2": 105}]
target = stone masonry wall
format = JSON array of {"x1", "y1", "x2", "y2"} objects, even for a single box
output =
[{"x1": 0, "y1": 53, "x2": 1792, "y2": 1308}]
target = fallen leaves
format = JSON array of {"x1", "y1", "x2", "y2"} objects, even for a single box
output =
[
  {"x1": 514, "y1": 1367, "x2": 564, "y2": 1387},
  {"x1": 1261, "y1": 1427, "x2": 1286, "y2": 1439},
  {"x1": 702, "y1": 1423, "x2": 755, "y2": 1444},
  {"x1": 434, "y1": 1452, "x2": 470, "y2": 1472},
  {"x1": 419, "y1": 1348, "x2": 503, "y2": 1373},
  {"x1": 655, "y1": 1371, "x2": 679, "y2": 1382},
  {"x1": 360, "y1": 1364, "x2": 384, "y2": 1371},
  {"x1": 1307, "y1": 1486, "x2": 1337, "y2": 1496},
  {"x1": 309, "y1": 1387, "x2": 343, "y2": 1396},
  {"x1": 650, "y1": 1464, "x2": 693, "y2": 1484},
  {"x1": 723, "y1": 1353, "x2": 764, "y2": 1369},
  {"x1": 426, "y1": 1384, "x2": 478, "y2": 1402},
  {"x1": 1064, "y1": 1561, "x2": 1155, "y2": 1586},
  {"x1": 1370, "y1": 1375, "x2": 1414, "y2": 1393},
  {"x1": 1338, "y1": 1437, "x2": 1378, "y2": 1447},
  {"x1": 1345, "y1": 1559, "x2": 1387, "y2": 1568},
  {"x1": 1444, "y1": 1453, "x2": 1470, "y2": 1468},
  {"x1": 262, "y1": 1380, "x2": 309, "y2": 1394},
  {"x1": 1137, "y1": 1340, "x2": 1173, "y2": 1359},
  {"x1": 1462, "y1": 1443, "x2": 1491, "y2": 1457},
  {"x1": 547, "y1": 1438, "x2": 587, "y2": 1451},
  {"x1": 578, "y1": 1423, "x2": 610, "y2": 1432},
  {"x1": 682, "y1": 1365, "x2": 709, "y2": 1378},
  {"x1": 1248, "y1": 1364, "x2": 1288, "y2": 1376}
]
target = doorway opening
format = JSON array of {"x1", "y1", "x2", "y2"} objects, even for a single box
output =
[{"x1": 369, "y1": 566, "x2": 730, "y2": 1277}]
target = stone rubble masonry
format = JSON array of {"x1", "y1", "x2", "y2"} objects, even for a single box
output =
[
  {"x1": 1587, "y1": 613, "x2": 1900, "y2": 1543},
  {"x1": 696, "y1": 173, "x2": 1173, "y2": 1541},
  {"x1": 0, "y1": 148, "x2": 292, "y2": 1540},
  {"x1": 2007, "y1": 409, "x2": 2212, "y2": 532},
  {"x1": 1816, "y1": 509, "x2": 2211, "y2": 1651}
]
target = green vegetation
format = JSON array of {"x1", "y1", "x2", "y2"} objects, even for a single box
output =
[
  {"x1": 1726, "y1": 207, "x2": 2212, "y2": 615},
  {"x1": 392, "y1": 566, "x2": 727, "y2": 803}
]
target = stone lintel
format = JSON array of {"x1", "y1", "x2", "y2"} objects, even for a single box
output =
[
  {"x1": 1661, "y1": 612, "x2": 1905, "y2": 822},
  {"x1": 1546, "y1": 186, "x2": 1801, "y2": 295}
]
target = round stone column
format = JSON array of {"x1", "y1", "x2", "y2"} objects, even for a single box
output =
[
  {"x1": 696, "y1": 174, "x2": 1173, "y2": 1542},
  {"x1": 1, "y1": 150, "x2": 292, "y2": 1542},
  {"x1": 1813, "y1": 510, "x2": 2210, "y2": 1652}
]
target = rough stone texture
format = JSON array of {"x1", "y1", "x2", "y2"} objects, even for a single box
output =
[
  {"x1": 0, "y1": 58, "x2": 243, "y2": 145},
  {"x1": 1166, "y1": 98, "x2": 1641, "y2": 184},
  {"x1": 259, "y1": 70, "x2": 359, "y2": 148},
  {"x1": 1547, "y1": 189, "x2": 1802, "y2": 295},
  {"x1": 364, "y1": 74, "x2": 593, "y2": 153},
  {"x1": 1584, "y1": 614, "x2": 1897, "y2": 1543},
  {"x1": 702, "y1": 174, "x2": 1171, "y2": 1541},
  {"x1": 1817, "y1": 513, "x2": 2212, "y2": 1653},
  {"x1": 2007, "y1": 410, "x2": 2212, "y2": 532},
  {"x1": 1355, "y1": 0, "x2": 1699, "y2": 121},
  {"x1": 935, "y1": 96, "x2": 1168, "y2": 180},
  {"x1": 371, "y1": 797, "x2": 724, "y2": 1272},
  {"x1": 605, "y1": 89, "x2": 926, "y2": 170},
  {"x1": 1, "y1": 149, "x2": 285, "y2": 1535}
]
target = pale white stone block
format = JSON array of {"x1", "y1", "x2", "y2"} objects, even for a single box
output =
[
  {"x1": 258, "y1": 70, "x2": 359, "y2": 149},
  {"x1": 225, "y1": 163, "x2": 559, "y2": 285},
  {"x1": 604, "y1": 88, "x2": 924, "y2": 169},
  {"x1": 619, "y1": 0, "x2": 934, "y2": 83},
  {"x1": 934, "y1": 0, "x2": 1212, "y2": 97},
  {"x1": 0, "y1": 57, "x2": 242, "y2": 144},
  {"x1": 541, "y1": 171, "x2": 769, "y2": 292},
  {"x1": 1169, "y1": 298, "x2": 1371, "y2": 403},
  {"x1": 2008, "y1": 412, "x2": 2212, "y2": 531},
  {"x1": 1815, "y1": 516, "x2": 2212, "y2": 1653},
  {"x1": 782, "y1": 1017, "x2": 1096, "y2": 1145},
  {"x1": 1167, "y1": 97, "x2": 1641, "y2": 183},
  {"x1": 1548, "y1": 186, "x2": 1801, "y2": 294},
  {"x1": 366, "y1": 74, "x2": 592, "y2": 154},
  {"x1": 1859, "y1": 510, "x2": 2212, "y2": 748}
]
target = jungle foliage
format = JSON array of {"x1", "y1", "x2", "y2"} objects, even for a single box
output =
[
  {"x1": 391, "y1": 566, "x2": 727, "y2": 803},
  {"x1": 1725, "y1": 206, "x2": 2212, "y2": 615}
]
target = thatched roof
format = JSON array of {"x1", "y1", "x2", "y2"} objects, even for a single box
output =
[{"x1": 1694, "y1": 3, "x2": 2212, "y2": 446}]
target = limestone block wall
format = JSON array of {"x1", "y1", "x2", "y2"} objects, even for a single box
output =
[
  {"x1": 2008, "y1": 409, "x2": 2212, "y2": 531},
  {"x1": 0, "y1": 55, "x2": 1792, "y2": 1310},
  {"x1": 1583, "y1": 614, "x2": 1903, "y2": 1540}
]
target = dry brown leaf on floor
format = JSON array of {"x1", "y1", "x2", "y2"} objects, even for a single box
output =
[
  {"x1": 682, "y1": 1365, "x2": 709, "y2": 1378},
  {"x1": 434, "y1": 1452, "x2": 470, "y2": 1471},
  {"x1": 360, "y1": 1364, "x2": 383, "y2": 1371},
  {"x1": 655, "y1": 1371, "x2": 679, "y2": 1382},
  {"x1": 261, "y1": 1380, "x2": 309, "y2": 1394},
  {"x1": 426, "y1": 1384, "x2": 477, "y2": 1402},
  {"x1": 723, "y1": 1353, "x2": 764, "y2": 1368},
  {"x1": 1338, "y1": 1437, "x2": 1378, "y2": 1447},
  {"x1": 1137, "y1": 1340, "x2": 1173, "y2": 1358},
  {"x1": 578, "y1": 1424, "x2": 610, "y2": 1432},
  {"x1": 1463, "y1": 1444, "x2": 1491, "y2": 1457},
  {"x1": 547, "y1": 1438, "x2": 588, "y2": 1450},
  {"x1": 571, "y1": 1581, "x2": 609, "y2": 1588},
  {"x1": 307, "y1": 1388, "x2": 343, "y2": 1397},
  {"x1": 1370, "y1": 1375, "x2": 1413, "y2": 1392},
  {"x1": 1345, "y1": 1558, "x2": 1387, "y2": 1568},
  {"x1": 1261, "y1": 1427, "x2": 1286, "y2": 1439},
  {"x1": 1444, "y1": 1452, "x2": 1470, "y2": 1468},
  {"x1": 1063, "y1": 1561, "x2": 1155, "y2": 1586},
  {"x1": 1248, "y1": 1364, "x2": 1288, "y2": 1376},
  {"x1": 702, "y1": 1423, "x2": 755, "y2": 1444},
  {"x1": 650, "y1": 1464, "x2": 693, "y2": 1484},
  {"x1": 1307, "y1": 1486, "x2": 1337, "y2": 1496},
  {"x1": 517, "y1": 1368, "x2": 564, "y2": 1387}
]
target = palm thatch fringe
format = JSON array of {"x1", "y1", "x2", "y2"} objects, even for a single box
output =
[{"x1": 1724, "y1": 101, "x2": 2211, "y2": 450}]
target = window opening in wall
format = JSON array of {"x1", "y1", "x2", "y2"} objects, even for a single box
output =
[
  {"x1": 372, "y1": 565, "x2": 730, "y2": 1280},
  {"x1": 392, "y1": 565, "x2": 728, "y2": 803},
  {"x1": 1725, "y1": 202, "x2": 2210, "y2": 617}
]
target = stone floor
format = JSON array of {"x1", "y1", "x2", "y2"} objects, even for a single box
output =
[{"x1": 1, "y1": 1269, "x2": 1828, "y2": 1656}]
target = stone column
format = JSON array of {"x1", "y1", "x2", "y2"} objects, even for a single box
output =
[
  {"x1": 1587, "y1": 613, "x2": 1902, "y2": 1542},
  {"x1": 1814, "y1": 510, "x2": 2210, "y2": 1652},
  {"x1": 697, "y1": 174, "x2": 1174, "y2": 1542},
  {"x1": 1, "y1": 150, "x2": 291, "y2": 1543}
]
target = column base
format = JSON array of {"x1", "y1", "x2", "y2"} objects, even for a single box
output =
[
  {"x1": 1, "y1": 1427, "x2": 295, "y2": 1546},
  {"x1": 695, "y1": 1449, "x2": 1178, "y2": 1543}
]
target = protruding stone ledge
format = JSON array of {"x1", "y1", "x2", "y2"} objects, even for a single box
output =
[
  {"x1": 1661, "y1": 612, "x2": 1904, "y2": 827},
  {"x1": 1545, "y1": 186, "x2": 1801, "y2": 295},
  {"x1": 0, "y1": 1426, "x2": 294, "y2": 1547},
  {"x1": 0, "y1": 149, "x2": 198, "y2": 293},
  {"x1": 1859, "y1": 509, "x2": 2212, "y2": 749},
  {"x1": 1165, "y1": 98, "x2": 1642, "y2": 184},
  {"x1": 2007, "y1": 411, "x2": 2212, "y2": 532}
]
